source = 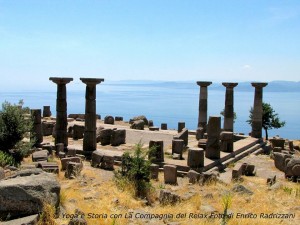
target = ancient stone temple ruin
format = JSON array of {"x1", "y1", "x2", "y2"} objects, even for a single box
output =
[
  {"x1": 49, "y1": 77, "x2": 73, "y2": 149},
  {"x1": 80, "y1": 78, "x2": 104, "y2": 154}
]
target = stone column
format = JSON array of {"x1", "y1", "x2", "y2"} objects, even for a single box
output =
[
  {"x1": 49, "y1": 77, "x2": 73, "y2": 148},
  {"x1": 205, "y1": 116, "x2": 221, "y2": 159},
  {"x1": 30, "y1": 109, "x2": 43, "y2": 146},
  {"x1": 197, "y1": 81, "x2": 212, "y2": 131},
  {"x1": 80, "y1": 78, "x2": 104, "y2": 152},
  {"x1": 222, "y1": 83, "x2": 238, "y2": 132},
  {"x1": 251, "y1": 82, "x2": 268, "y2": 138}
]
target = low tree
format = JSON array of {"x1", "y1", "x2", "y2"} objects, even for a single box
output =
[
  {"x1": 247, "y1": 102, "x2": 285, "y2": 140},
  {"x1": 220, "y1": 109, "x2": 237, "y2": 123},
  {"x1": 0, "y1": 100, "x2": 33, "y2": 164}
]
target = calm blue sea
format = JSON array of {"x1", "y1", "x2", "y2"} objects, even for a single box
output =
[{"x1": 0, "y1": 81, "x2": 299, "y2": 139}]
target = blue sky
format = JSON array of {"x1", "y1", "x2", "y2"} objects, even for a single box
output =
[{"x1": 0, "y1": 0, "x2": 299, "y2": 90}]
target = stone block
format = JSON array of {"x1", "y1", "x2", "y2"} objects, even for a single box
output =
[
  {"x1": 172, "y1": 139, "x2": 184, "y2": 159},
  {"x1": 65, "y1": 162, "x2": 82, "y2": 179},
  {"x1": 55, "y1": 143, "x2": 64, "y2": 155},
  {"x1": 205, "y1": 116, "x2": 221, "y2": 159},
  {"x1": 98, "y1": 128, "x2": 113, "y2": 145},
  {"x1": 220, "y1": 131, "x2": 234, "y2": 152},
  {"x1": 148, "y1": 120, "x2": 154, "y2": 127},
  {"x1": 42, "y1": 121, "x2": 55, "y2": 136},
  {"x1": 164, "y1": 165, "x2": 177, "y2": 185},
  {"x1": 161, "y1": 123, "x2": 167, "y2": 130},
  {"x1": 273, "y1": 152, "x2": 292, "y2": 172},
  {"x1": 32, "y1": 150, "x2": 48, "y2": 162},
  {"x1": 130, "y1": 120, "x2": 144, "y2": 130},
  {"x1": 61, "y1": 157, "x2": 82, "y2": 170},
  {"x1": 187, "y1": 148, "x2": 204, "y2": 168},
  {"x1": 199, "y1": 171, "x2": 219, "y2": 185},
  {"x1": 110, "y1": 129, "x2": 126, "y2": 146},
  {"x1": 149, "y1": 126, "x2": 159, "y2": 131},
  {"x1": 42, "y1": 144, "x2": 54, "y2": 155},
  {"x1": 91, "y1": 150, "x2": 115, "y2": 170},
  {"x1": 73, "y1": 124, "x2": 84, "y2": 140},
  {"x1": 149, "y1": 140, "x2": 164, "y2": 163},
  {"x1": 37, "y1": 162, "x2": 59, "y2": 174},
  {"x1": 174, "y1": 128, "x2": 188, "y2": 146},
  {"x1": 197, "y1": 139, "x2": 207, "y2": 150},
  {"x1": 196, "y1": 127, "x2": 204, "y2": 140},
  {"x1": 150, "y1": 164, "x2": 159, "y2": 180},
  {"x1": 115, "y1": 116, "x2": 123, "y2": 121},
  {"x1": 285, "y1": 158, "x2": 300, "y2": 180},
  {"x1": 270, "y1": 138, "x2": 285, "y2": 149},
  {"x1": 178, "y1": 122, "x2": 185, "y2": 132},
  {"x1": 43, "y1": 106, "x2": 51, "y2": 117},
  {"x1": 187, "y1": 170, "x2": 200, "y2": 184},
  {"x1": 267, "y1": 175, "x2": 276, "y2": 186},
  {"x1": 0, "y1": 173, "x2": 60, "y2": 220},
  {"x1": 104, "y1": 115, "x2": 115, "y2": 125}
]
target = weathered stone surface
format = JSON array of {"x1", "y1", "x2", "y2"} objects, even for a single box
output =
[
  {"x1": 205, "y1": 116, "x2": 221, "y2": 159},
  {"x1": 220, "y1": 131, "x2": 234, "y2": 152},
  {"x1": 32, "y1": 150, "x2": 48, "y2": 162},
  {"x1": 31, "y1": 109, "x2": 43, "y2": 146},
  {"x1": 129, "y1": 115, "x2": 148, "y2": 125},
  {"x1": 67, "y1": 148, "x2": 77, "y2": 157},
  {"x1": 115, "y1": 116, "x2": 123, "y2": 121},
  {"x1": 270, "y1": 138, "x2": 285, "y2": 149},
  {"x1": 65, "y1": 162, "x2": 82, "y2": 179},
  {"x1": 68, "y1": 114, "x2": 85, "y2": 120},
  {"x1": 197, "y1": 81, "x2": 212, "y2": 131},
  {"x1": 42, "y1": 121, "x2": 55, "y2": 136},
  {"x1": 251, "y1": 82, "x2": 268, "y2": 138},
  {"x1": 232, "y1": 184, "x2": 253, "y2": 195},
  {"x1": 150, "y1": 164, "x2": 159, "y2": 180},
  {"x1": 177, "y1": 122, "x2": 185, "y2": 133},
  {"x1": 164, "y1": 165, "x2": 177, "y2": 185},
  {"x1": 196, "y1": 127, "x2": 204, "y2": 140},
  {"x1": 161, "y1": 123, "x2": 167, "y2": 130},
  {"x1": 149, "y1": 126, "x2": 159, "y2": 131},
  {"x1": 91, "y1": 150, "x2": 115, "y2": 170},
  {"x1": 172, "y1": 139, "x2": 184, "y2": 159},
  {"x1": 7, "y1": 169, "x2": 44, "y2": 179},
  {"x1": 67, "y1": 125, "x2": 73, "y2": 138},
  {"x1": 197, "y1": 139, "x2": 207, "y2": 150},
  {"x1": 244, "y1": 164, "x2": 256, "y2": 176},
  {"x1": 68, "y1": 217, "x2": 88, "y2": 225},
  {"x1": 273, "y1": 147, "x2": 282, "y2": 153},
  {"x1": 0, "y1": 173, "x2": 60, "y2": 220},
  {"x1": 159, "y1": 190, "x2": 180, "y2": 205},
  {"x1": 58, "y1": 152, "x2": 66, "y2": 159},
  {"x1": 130, "y1": 120, "x2": 145, "y2": 130},
  {"x1": 43, "y1": 105, "x2": 51, "y2": 117},
  {"x1": 104, "y1": 115, "x2": 115, "y2": 125},
  {"x1": 187, "y1": 148, "x2": 204, "y2": 168},
  {"x1": 73, "y1": 124, "x2": 85, "y2": 140},
  {"x1": 222, "y1": 83, "x2": 238, "y2": 132},
  {"x1": 42, "y1": 144, "x2": 54, "y2": 155},
  {"x1": 55, "y1": 143, "x2": 64, "y2": 155},
  {"x1": 232, "y1": 163, "x2": 246, "y2": 181},
  {"x1": 199, "y1": 171, "x2": 219, "y2": 185},
  {"x1": 289, "y1": 141, "x2": 294, "y2": 152},
  {"x1": 96, "y1": 126, "x2": 104, "y2": 142},
  {"x1": 1, "y1": 214, "x2": 39, "y2": 225},
  {"x1": 98, "y1": 128, "x2": 113, "y2": 145},
  {"x1": 37, "y1": 162, "x2": 59, "y2": 174},
  {"x1": 61, "y1": 157, "x2": 82, "y2": 170},
  {"x1": 273, "y1": 152, "x2": 292, "y2": 172},
  {"x1": 148, "y1": 140, "x2": 164, "y2": 163},
  {"x1": 0, "y1": 167, "x2": 4, "y2": 180},
  {"x1": 285, "y1": 158, "x2": 300, "y2": 179},
  {"x1": 187, "y1": 170, "x2": 200, "y2": 184},
  {"x1": 110, "y1": 129, "x2": 126, "y2": 146},
  {"x1": 174, "y1": 128, "x2": 188, "y2": 146},
  {"x1": 148, "y1": 120, "x2": 154, "y2": 127}
]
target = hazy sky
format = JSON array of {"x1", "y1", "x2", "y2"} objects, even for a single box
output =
[{"x1": 0, "y1": 0, "x2": 299, "y2": 90}]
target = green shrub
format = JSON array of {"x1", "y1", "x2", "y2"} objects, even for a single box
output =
[
  {"x1": 0, "y1": 100, "x2": 34, "y2": 164},
  {"x1": 0, "y1": 150, "x2": 16, "y2": 167},
  {"x1": 115, "y1": 143, "x2": 152, "y2": 198}
]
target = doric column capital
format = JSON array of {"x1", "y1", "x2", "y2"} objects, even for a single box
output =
[
  {"x1": 197, "y1": 81, "x2": 212, "y2": 87},
  {"x1": 49, "y1": 77, "x2": 73, "y2": 85},
  {"x1": 251, "y1": 82, "x2": 268, "y2": 88},
  {"x1": 222, "y1": 82, "x2": 238, "y2": 88},
  {"x1": 80, "y1": 78, "x2": 104, "y2": 86}
]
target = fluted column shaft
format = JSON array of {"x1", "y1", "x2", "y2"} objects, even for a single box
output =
[
  {"x1": 197, "y1": 81, "x2": 212, "y2": 130},
  {"x1": 251, "y1": 82, "x2": 268, "y2": 138},
  {"x1": 222, "y1": 83, "x2": 238, "y2": 132},
  {"x1": 49, "y1": 77, "x2": 73, "y2": 148},
  {"x1": 80, "y1": 78, "x2": 104, "y2": 152}
]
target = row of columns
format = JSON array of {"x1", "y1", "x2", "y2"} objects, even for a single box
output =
[
  {"x1": 49, "y1": 77, "x2": 104, "y2": 154},
  {"x1": 197, "y1": 81, "x2": 268, "y2": 138}
]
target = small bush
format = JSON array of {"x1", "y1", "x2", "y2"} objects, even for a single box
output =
[
  {"x1": 37, "y1": 202, "x2": 57, "y2": 225},
  {"x1": 0, "y1": 150, "x2": 16, "y2": 167},
  {"x1": 114, "y1": 143, "x2": 152, "y2": 198},
  {"x1": 0, "y1": 100, "x2": 34, "y2": 164}
]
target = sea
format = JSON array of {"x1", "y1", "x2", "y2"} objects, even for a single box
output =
[{"x1": 0, "y1": 81, "x2": 299, "y2": 140}]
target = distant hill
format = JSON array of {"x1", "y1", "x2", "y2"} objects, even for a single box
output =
[{"x1": 108, "y1": 80, "x2": 300, "y2": 92}]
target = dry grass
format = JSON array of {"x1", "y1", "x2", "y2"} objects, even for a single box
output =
[{"x1": 55, "y1": 163, "x2": 300, "y2": 225}]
